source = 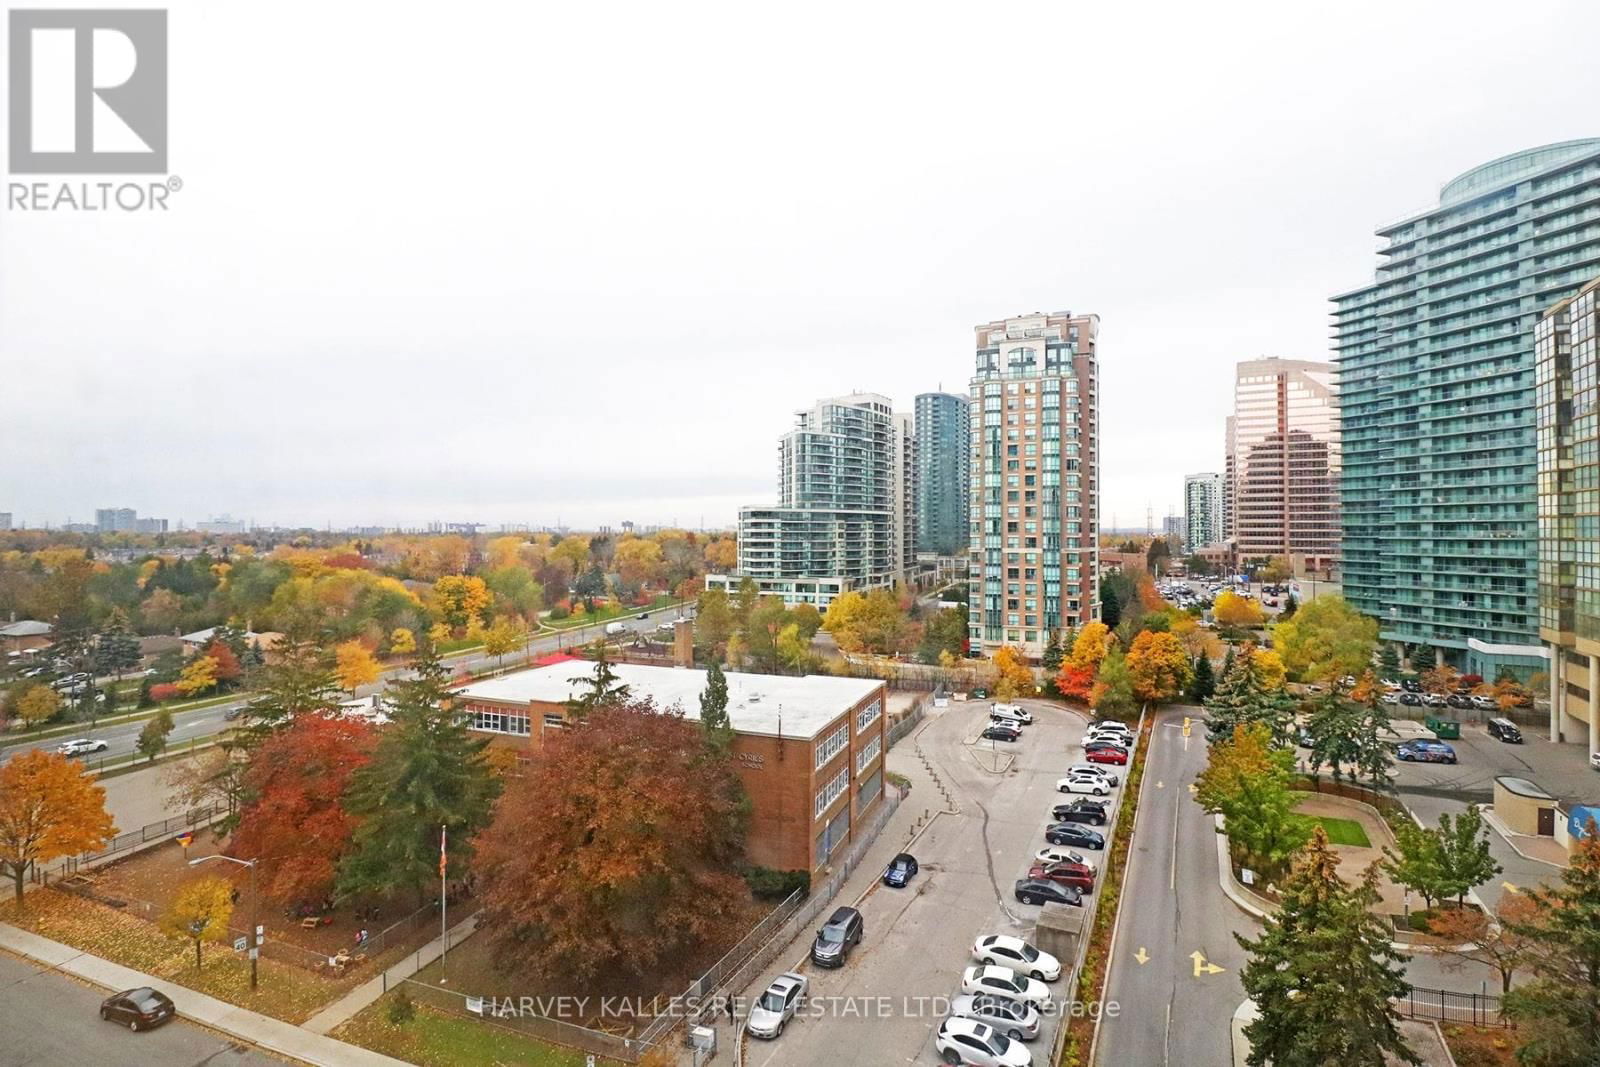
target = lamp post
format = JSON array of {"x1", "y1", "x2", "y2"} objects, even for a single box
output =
[{"x1": 190, "y1": 854, "x2": 259, "y2": 988}]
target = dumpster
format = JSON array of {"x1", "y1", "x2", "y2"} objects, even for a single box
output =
[{"x1": 1425, "y1": 715, "x2": 1461, "y2": 740}]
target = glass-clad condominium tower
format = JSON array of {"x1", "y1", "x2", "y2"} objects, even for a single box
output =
[
  {"x1": 1184, "y1": 472, "x2": 1223, "y2": 550},
  {"x1": 968, "y1": 312, "x2": 1100, "y2": 660},
  {"x1": 914, "y1": 392, "x2": 971, "y2": 556},
  {"x1": 1537, "y1": 273, "x2": 1600, "y2": 758},
  {"x1": 1332, "y1": 139, "x2": 1600, "y2": 677}
]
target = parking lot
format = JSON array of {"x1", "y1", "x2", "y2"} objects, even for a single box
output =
[{"x1": 739, "y1": 697, "x2": 1127, "y2": 1067}]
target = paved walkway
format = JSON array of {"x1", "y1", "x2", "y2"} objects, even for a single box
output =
[
  {"x1": 303, "y1": 911, "x2": 480, "y2": 1034},
  {"x1": 1481, "y1": 807, "x2": 1569, "y2": 866},
  {"x1": 0, "y1": 921, "x2": 408, "y2": 1066}
]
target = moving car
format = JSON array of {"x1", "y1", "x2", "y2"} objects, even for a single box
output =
[
  {"x1": 811, "y1": 906, "x2": 862, "y2": 967},
  {"x1": 1026, "y1": 862, "x2": 1095, "y2": 890},
  {"x1": 746, "y1": 972, "x2": 807, "y2": 1039},
  {"x1": 1064, "y1": 763, "x2": 1119, "y2": 787},
  {"x1": 882, "y1": 852, "x2": 919, "y2": 888},
  {"x1": 971, "y1": 934, "x2": 1062, "y2": 981},
  {"x1": 960, "y1": 965, "x2": 1051, "y2": 1007},
  {"x1": 636, "y1": 611, "x2": 649, "y2": 620},
  {"x1": 1487, "y1": 718, "x2": 1523, "y2": 744},
  {"x1": 1051, "y1": 800, "x2": 1107, "y2": 826},
  {"x1": 1397, "y1": 739, "x2": 1458, "y2": 764},
  {"x1": 1055, "y1": 775, "x2": 1110, "y2": 797},
  {"x1": 982, "y1": 724, "x2": 1022, "y2": 743},
  {"x1": 99, "y1": 987, "x2": 175, "y2": 1031},
  {"x1": 1045, "y1": 823, "x2": 1105, "y2": 849},
  {"x1": 934, "y1": 1017, "x2": 1031, "y2": 1067},
  {"x1": 1083, "y1": 746, "x2": 1128, "y2": 766},
  {"x1": 1034, "y1": 846, "x2": 1097, "y2": 874},
  {"x1": 603, "y1": 621, "x2": 628, "y2": 636},
  {"x1": 949, "y1": 994, "x2": 1041, "y2": 1042},
  {"x1": 1013, "y1": 877, "x2": 1083, "y2": 907},
  {"x1": 56, "y1": 738, "x2": 108, "y2": 756}
]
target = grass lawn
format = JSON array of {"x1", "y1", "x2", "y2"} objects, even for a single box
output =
[
  {"x1": 334, "y1": 999, "x2": 625, "y2": 1067},
  {"x1": 1299, "y1": 814, "x2": 1372, "y2": 848},
  {"x1": 1440, "y1": 1025, "x2": 1517, "y2": 1067}
]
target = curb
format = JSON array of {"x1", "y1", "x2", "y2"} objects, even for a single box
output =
[{"x1": 1480, "y1": 807, "x2": 1567, "y2": 870}]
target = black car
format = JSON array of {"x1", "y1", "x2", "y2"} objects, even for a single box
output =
[
  {"x1": 1014, "y1": 878, "x2": 1083, "y2": 907},
  {"x1": 1051, "y1": 801, "x2": 1107, "y2": 826},
  {"x1": 1487, "y1": 717, "x2": 1524, "y2": 744},
  {"x1": 883, "y1": 852, "x2": 919, "y2": 888},
  {"x1": 811, "y1": 906, "x2": 863, "y2": 967},
  {"x1": 1082, "y1": 741, "x2": 1128, "y2": 757},
  {"x1": 1045, "y1": 823, "x2": 1105, "y2": 850},
  {"x1": 1400, "y1": 680, "x2": 1422, "y2": 694},
  {"x1": 1399, "y1": 692, "x2": 1423, "y2": 706},
  {"x1": 1447, "y1": 694, "x2": 1472, "y2": 709},
  {"x1": 982, "y1": 724, "x2": 1021, "y2": 743},
  {"x1": 100, "y1": 987, "x2": 175, "y2": 1031}
]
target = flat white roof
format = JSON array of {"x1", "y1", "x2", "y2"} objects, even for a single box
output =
[{"x1": 455, "y1": 662, "x2": 883, "y2": 740}]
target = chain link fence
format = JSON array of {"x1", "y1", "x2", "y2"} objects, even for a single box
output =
[{"x1": 33, "y1": 803, "x2": 226, "y2": 883}]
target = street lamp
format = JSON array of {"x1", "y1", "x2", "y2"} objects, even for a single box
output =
[{"x1": 189, "y1": 854, "x2": 259, "y2": 988}]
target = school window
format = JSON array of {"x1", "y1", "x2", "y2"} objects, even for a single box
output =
[{"x1": 816, "y1": 723, "x2": 849, "y2": 768}]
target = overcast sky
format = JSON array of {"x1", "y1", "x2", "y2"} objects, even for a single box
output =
[{"x1": 5, "y1": 1, "x2": 1600, "y2": 532}]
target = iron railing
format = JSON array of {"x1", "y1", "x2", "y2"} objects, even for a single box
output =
[{"x1": 1395, "y1": 985, "x2": 1505, "y2": 1027}]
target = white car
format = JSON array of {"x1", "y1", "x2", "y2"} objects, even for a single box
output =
[
  {"x1": 991, "y1": 703, "x2": 1034, "y2": 724},
  {"x1": 960, "y1": 965, "x2": 1050, "y2": 1007},
  {"x1": 934, "y1": 1017, "x2": 1032, "y2": 1067},
  {"x1": 1065, "y1": 763, "x2": 1119, "y2": 786},
  {"x1": 1034, "y1": 846, "x2": 1097, "y2": 875},
  {"x1": 1590, "y1": 751, "x2": 1600, "y2": 772},
  {"x1": 746, "y1": 972, "x2": 807, "y2": 1039},
  {"x1": 1055, "y1": 776, "x2": 1110, "y2": 797},
  {"x1": 1080, "y1": 733, "x2": 1130, "y2": 750},
  {"x1": 972, "y1": 934, "x2": 1061, "y2": 981},
  {"x1": 1381, "y1": 692, "x2": 1401, "y2": 705},
  {"x1": 56, "y1": 738, "x2": 108, "y2": 756},
  {"x1": 949, "y1": 994, "x2": 1041, "y2": 1041}
]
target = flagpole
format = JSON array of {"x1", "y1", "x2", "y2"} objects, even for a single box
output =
[{"x1": 440, "y1": 823, "x2": 448, "y2": 974}]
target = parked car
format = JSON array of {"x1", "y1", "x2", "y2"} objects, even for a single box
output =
[
  {"x1": 1055, "y1": 775, "x2": 1110, "y2": 797},
  {"x1": 1446, "y1": 694, "x2": 1473, "y2": 709},
  {"x1": 1401, "y1": 679, "x2": 1422, "y2": 693},
  {"x1": 991, "y1": 703, "x2": 1033, "y2": 724},
  {"x1": 1591, "y1": 751, "x2": 1600, "y2": 772},
  {"x1": 990, "y1": 712, "x2": 1029, "y2": 730},
  {"x1": 1381, "y1": 692, "x2": 1401, "y2": 705},
  {"x1": 971, "y1": 934, "x2": 1062, "y2": 981},
  {"x1": 949, "y1": 994, "x2": 1041, "y2": 1042},
  {"x1": 970, "y1": 687, "x2": 990, "y2": 699},
  {"x1": 1399, "y1": 693, "x2": 1423, "y2": 707},
  {"x1": 1487, "y1": 718, "x2": 1524, "y2": 744},
  {"x1": 1064, "y1": 763, "x2": 1119, "y2": 786},
  {"x1": 1045, "y1": 823, "x2": 1105, "y2": 849},
  {"x1": 811, "y1": 906, "x2": 863, "y2": 967},
  {"x1": 1397, "y1": 739, "x2": 1458, "y2": 765},
  {"x1": 1423, "y1": 693, "x2": 1448, "y2": 708},
  {"x1": 1470, "y1": 695, "x2": 1498, "y2": 712},
  {"x1": 982, "y1": 724, "x2": 1022, "y2": 743},
  {"x1": 1013, "y1": 877, "x2": 1082, "y2": 907},
  {"x1": 1051, "y1": 800, "x2": 1107, "y2": 826},
  {"x1": 56, "y1": 738, "x2": 108, "y2": 756},
  {"x1": 1083, "y1": 746, "x2": 1128, "y2": 766},
  {"x1": 1034, "y1": 846, "x2": 1097, "y2": 874},
  {"x1": 934, "y1": 1017, "x2": 1031, "y2": 1067},
  {"x1": 1086, "y1": 723, "x2": 1133, "y2": 739},
  {"x1": 961, "y1": 965, "x2": 1050, "y2": 1006},
  {"x1": 882, "y1": 852, "x2": 919, "y2": 888},
  {"x1": 99, "y1": 987, "x2": 175, "y2": 1031},
  {"x1": 1026, "y1": 862, "x2": 1095, "y2": 891},
  {"x1": 746, "y1": 972, "x2": 807, "y2": 1039}
]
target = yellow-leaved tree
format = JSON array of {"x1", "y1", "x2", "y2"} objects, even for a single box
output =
[
  {"x1": 389, "y1": 627, "x2": 416, "y2": 655},
  {"x1": 160, "y1": 876, "x2": 234, "y2": 971},
  {"x1": 175, "y1": 655, "x2": 219, "y2": 697},
  {"x1": 334, "y1": 640, "x2": 381, "y2": 692},
  {"x1": 433, "y1": 574, "x2": 492, "y2": 632},
  {"x1": 1126, "y1": 630, "x2": 1193, "y2": 703},
  {"x1": 1213, "y1": 590, "x2": 1265, "y2": 629},
  {"x1": 992, "y1": 646, "x2": 1037, "y2": 700}
]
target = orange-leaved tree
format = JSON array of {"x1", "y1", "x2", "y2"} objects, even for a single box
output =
[
  {"x1": 1126, "y1": 630, "x2": 1193, "y2": 703},
  {"x1": 992, "y1": 645, "x2": 1037, "y2": 700},
  {"x1": 1056, "y1": 621, "x2": 1112, "y2": 702},
  {"x1": 230, "y1": 715, "x2": 376, "y2": 905},
  {"x1": 334, "y1": 640, "x2": 381, "y2": 692},
  {"x1": 0, "y1": 750, "x2": 116, "y2": 905},
  {"x1": 474, "y1": 700, "x2": 749, "y2": 984}
]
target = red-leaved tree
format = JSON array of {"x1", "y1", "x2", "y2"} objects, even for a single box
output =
[
  {"x1": 230, "y1": 715, "x2": 376, "y2": 905},
  {"x1": 474, "y1": 700, "x2": 749, "y2": 985},
  {"x1": 203, "y1": 640, "x2": 242, "y2": 684}
]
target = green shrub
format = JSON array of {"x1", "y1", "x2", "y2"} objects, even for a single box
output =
[
  {"x1": 387, "y1": 989, "x2": 416, "y2": 1025},
  {"x1": 547, "y1": 605, "x2": 570, "y2": 621},
  {"x1": 739, "y1": 866, "x2": 810, "y2": 900}
]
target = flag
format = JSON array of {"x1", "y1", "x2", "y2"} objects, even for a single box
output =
[
  {"x1": 176, "y1": 831, "x2": 193, "y2": 848},
  {"x1": 439, "y1": 825, "x2": 447, "y2": 879}
]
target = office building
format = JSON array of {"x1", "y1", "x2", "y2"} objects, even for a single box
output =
[
  {"x1": 968, "y1": 311, "x2": 1100, "y2": 660},
  {"x1": 1184, "y1": 472, "x2": 1224, "y2": 549},
  {"x1": 1334, "y1": 139, "x2": 1600, "y2": 676},
  {"x1": 708, "y1": 393, "x2": 896, "y2": 608},
  {"x1": 1223, "y1": 358, "x2": 1340, "y2": 575},
  {"x1": 1163, "y1": 514, "x2": 1184, "y2": 547},
  {"x1": 134, "y1": 517, "x2": 168, "y2": 534},
  {"x1": 914, "y1": 392, "x2": 971, "y2": 556},
  {"x1": 1537, "y1": 273, "x2": 1600, "y2": 757},
  {"x1": 457, "y1": 661, "x2": 890, "y2": 886},
  {"x1": 893, "y1": 411, "x2": 918, "y2": 582},
  {"x1": 196, "y1": 515, "x2": 249, "y2": 535},
  {"x1": 0, "y1": 513, "x2": 11, "y2": 531},
  {"x1": 95, "y1": 507, "x2": 136, "y2": 533}
]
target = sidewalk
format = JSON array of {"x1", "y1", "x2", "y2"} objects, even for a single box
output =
[
  {"x1": 0, "y1": 921, "x2": 409, "y2": 1066},
  {"x1": 303, "y1": 911, "x2": 479, "y2": 1034},
  {"x1": 1480, "y1": 807, "x2": 1569, "y2": 867}
]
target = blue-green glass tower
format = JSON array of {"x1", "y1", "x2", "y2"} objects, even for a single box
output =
[{"x1": 1332, "y1": 140, "x2": 1600, "y2": 676}]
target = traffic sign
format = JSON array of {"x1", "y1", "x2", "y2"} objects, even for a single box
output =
[{"x1": 233, "y1": 936, "x2": 247, "y2": 952}]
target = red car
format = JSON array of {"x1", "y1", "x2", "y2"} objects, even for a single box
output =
[
  {"x1": 1026, "y1": 862, "x2": 1095, "y2": 891},
  {"x1": 1084, "y1": 746, "x2": 1128, "y2": 766}
]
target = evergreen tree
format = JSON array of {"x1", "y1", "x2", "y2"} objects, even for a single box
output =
[
  {"x1": 338, "y1": 642, "x2": 500, "y2": 904},
  {"x1": 1187, "y1": 653, "x2": 1216, "y2": 703},
  {"x1": 93, "y1": 607, "x2": 142, "y2": 681},
  {"x1": 137, "y1": 676, "x2": 154, "y2": 708},
  {"x1": 239, "y1": 627, "x2": 341, "y2": 744},
  {"x1": 1203, "y1": 646, "x2": 1294, "y2": 745},
  {"x1": 566, "y1": 641, "x2": 631, "y2": 719},
  {"x1": 1278, "y1": 592, "x2": 1298, "y2": 620},
  {"x1": 1503, "y1": 826, "x2": 1600, "y2": 1064},
  {"x1": 1378, "y1": 644, "x2": 1401, "y2": 680},
  {"x1": 1099, "y1": 575, "x2": 1123, "y2": 629},
  {"x1": 1041, "y1": 631, "x2": 1064, "y2": 673},
  {"x1": 699, "y1": 661, "x2": 732, "y2": 754},
  {"x1": 1237, "y1": 830, "x2": 1418, "y2": 1067}
]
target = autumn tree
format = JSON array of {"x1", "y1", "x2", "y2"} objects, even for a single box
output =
[
  {"x1": 175, "y1": 655, "x2": 219, "y2": 697},
  {"x1": 703, "y1": 538, "x2": 737, "y2": 573},
  {"x1": 202, "y1": 640, "x2": 243, "y2": 686},
  {"x1": 822, "y1": 589, "x2": 909, "y2": 656},
  {"x1": 0, "y1": 751, "x2": 116, "y2": 904},
  {"x1": 1502, "y1": 827, "x2": 1600, "y2": 1063},
  {"x1": 1213, "y1": 590, "x2": 1266, "y2": 630},
  {"x1": 1126, "y1": 630, "x2": 1192, "y2": 703},
  {"x1": 991, "y1": 645, "x2": 1037, "y2": 701},
  {"x1": 389, "y1": 627, "x2": 416, "y2": 655},
  {"x1": 1090, "y1": 646, "x2": 1137, "y2": 718},
  {"x1": 481, "y1": 617, "x2": 527, "y2": 669},
  {"x1": 136, "y1": 709, "x2": 174, "y2": 762},
  {"x1": 330, "y1": 640, "x2": 379, "y2": 693},
  {"x1": 1270, "y1": 595, "x2": 1378, "y2": 684},
  {"x1": 232, "y1": 715, "x2": 376, "y2": 905},
  {"x1": 1195, "y1": 723, "x2": 1309, "y2": 882},
  {"x1": 1421, "y1": 663, "x2": 1461, "y2": 695},
  {"x1": 694, "y1": 588, "x2": 735, "y2": 661},
  {"x1": 160, "y1": 876, "x2": 234, "y2": 971},
  {"x1": 338, "y1": 644, "x2": 499, "y2": 904},
  {"x1": 614, "y1": 537, "x2": 664, "y2": 588},
  {"x1": 475, "y1": 700, "x2": 749, "y2": 984},
  {"x1": 14, "y1": 684, "x2": 60, "y2": 726},
  {"x1": 1428, "y1": 892, "x2": 1538, "y2": 994},
  {"x1": 1056, "y1": 621, "x2": 1112, "y2": 703},
  {"x1": 432, "y1": 574, "x2": 491, "y2": 632},
  {"x1": 1236, "y1": 829, "x2": 1418, "y2": 1067}
]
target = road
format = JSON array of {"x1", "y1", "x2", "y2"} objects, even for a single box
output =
[
  {"x1": 741, "y1": 697, "x2": 1123, "y2": 1067},
  {"x1": 0, "y1": 949, "x2": 284, "y2": 1067},
  {"x1": 0, "y1": 608, "x2": 687, "y2": 768},
  {"x1": 1096, "y1": 706, "x2": 1245, "y2": 1067}
]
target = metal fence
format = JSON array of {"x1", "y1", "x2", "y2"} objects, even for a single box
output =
[
  {"x1": 404, "y1": 977, "x2": 659, "y2": 1063},
  {"x1": 1395, "y1": 985, "x2": 1504, "y2": 1027},
  {"x1": 33, "y1": 802, "x2": 226, "y2": 882},
  {"x1": 886, "y1": 699, "x2": 927, "y2": 748}
]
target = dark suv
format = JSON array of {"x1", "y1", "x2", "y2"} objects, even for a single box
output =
[
  {"x1": 811, "y1": 906, "x2": 863, "y2": 967},
  {"x1": 1487, "y1": 718, "x2": 1523, "y2": 744}
]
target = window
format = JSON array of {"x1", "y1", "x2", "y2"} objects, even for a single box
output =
[
  {"x1": 856, "y1": 734, "x2": 882, "y2": 774},
  {"x1": 857, "y1": 768, "x2": 883, "y2": 809},
  {"x1": 816, "y1": 723, "x2": 849, "y2": 768},
  {"x1": 471, "y1": 707, "x2": 531, "y2": 736},
  {"x1": 543, "y1": 713, "x2": 565, "y2": 729},
  {"x1": 857, "y1": 699, "x2": 882, "y2": 733},
  {"x1": 815, "y1": 766, "x2": 849, "y2": 819}
]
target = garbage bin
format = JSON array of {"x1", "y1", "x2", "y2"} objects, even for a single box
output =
[{"x1": 1425, "y1": 715, "x2": 1461, "y2": 740}]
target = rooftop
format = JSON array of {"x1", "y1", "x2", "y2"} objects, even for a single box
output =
[
  {"x1": 1495, "y1": 776, "x2": 1555, "y2": 801},
  {"x1": 0, "y1": 620, "x2": 53, "y2": 637},
  {"x1": 455, "y1": 661, "x2": 883, "y2": 740}
]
